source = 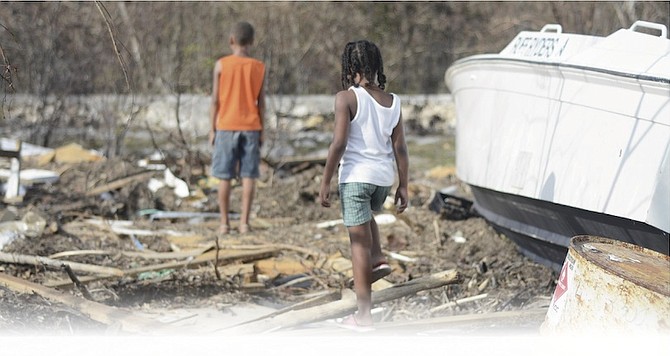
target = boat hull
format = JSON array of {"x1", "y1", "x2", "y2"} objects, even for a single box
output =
[
  {"x1": 471, "y1": 184, "x2": 669, "y2": 271},
  {"x1": 446, "y1": 23, "x2": 670, "y2": 271}
]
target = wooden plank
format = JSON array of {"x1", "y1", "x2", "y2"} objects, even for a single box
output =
[
  {"x1": 0, "y1": 251, "x2": 124, "y2": 276},
  {"x1": 44, "y1": 263, "x2": 256, "y2": 288},
  {"x1": 229, "y1": 290, "x2": 341, "y2": 328},
  {"x1": 192, "y1": 246, "x2": 280, "y2": 265},
  {"x1": 376, "y1": 307, "x2": 548, "y2": 329},
  {"x1": 0, "y1": 272, "x2": 167, "y2": 333},
  {"x1": 47, "y1": 245, "x2": 215, "y2": 261},
  {"x1": 429, "y1": 293, "x2": 488, "y2": 313},
  {"x1": 224, "y1": 269, "x2": 462, "y2": 334},
  {"x1": 218, "y1": 243, "x2": 320, "y2": 258},
  {"x1": 255, "y1": 257, "x2": 315, "y2": 279},
  {"x1": 121, "y1": 244, "x2": 214, "y2": 260},
  {"x1": 48, "y1": 250, "x2": 110, "y2": 259},
  {"x1": 43, "y1": 247, "x2": 279, "y2": 288},
  {"x1": 268, "y1": 155, "x2": 327, "y2": 168},
  {"x1": 85, "y1": 171, "x2": 155, "y2": 197}
]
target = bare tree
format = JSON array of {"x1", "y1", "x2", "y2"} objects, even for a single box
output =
[
  {"x1": 0, "y1": 23, "x2": 18, "y2": 121},
  {"x1": 0, "y1": 1, "x2": 668, "y2": 152}
]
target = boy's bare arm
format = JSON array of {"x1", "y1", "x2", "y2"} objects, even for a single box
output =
[
  {"x1": 319, "y1": 90, "x2": 354, "y2": 207},
  {"x1": 391, "y1": 113, "x2": 409, "y2": 213},
  {"x1": 258, "y1": 79, "x2": 266, "y2": 145},
  {"x1": 209, "y1": 60, "x2": 222, "y2": 146}
]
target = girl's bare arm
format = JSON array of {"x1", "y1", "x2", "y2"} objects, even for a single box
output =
[
  {"x1": 320, "y1": 90, "x2": 355, "y2": 207},
  {"x1": 391, "y1": 112, "x2": 409, "y2": 213}
]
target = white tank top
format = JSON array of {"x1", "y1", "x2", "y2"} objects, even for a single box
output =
[{"x1": 338, "y1": 86, "x2": 401, "y2": 186}]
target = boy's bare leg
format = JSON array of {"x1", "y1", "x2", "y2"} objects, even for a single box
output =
[
  {"x1": 348, "y1": 223, "x2": 373, "y2": 325},
  {"x1": 240, "y1": 177, "x2": 256, "y2": 232},
  {"x1": 218, "y1": 179, "x2": 232, "y2": 232}
]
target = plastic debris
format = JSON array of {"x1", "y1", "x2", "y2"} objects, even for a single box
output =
[
  {"x1": 164, "y1": 169, "x2": 190, "y2": 198},
  {"x1": 450, "y1": 230, "x2": 467, "y2": 244},
  {"x1": 0, "y1": 211, "x2": 47, "y2": 250}
]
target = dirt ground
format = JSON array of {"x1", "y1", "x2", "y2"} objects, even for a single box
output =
[{"x1": 0, "y1": 132, "x2": 557, "y2": 335}]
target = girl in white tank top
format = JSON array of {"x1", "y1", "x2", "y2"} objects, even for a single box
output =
[{"x1": 319, "y1": 40, "x2": 410, "y2": 330}]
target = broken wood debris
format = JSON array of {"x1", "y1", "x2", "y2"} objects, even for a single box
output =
[
  {"x1": 231, "y1": 290, "x2": 341, "y2": 327},
  {"x1": 61, "y1": 264, "x2": 95, "y2": 301},
  {"x1": 48, "y1": 250, "x2": 111, "y2": 259},
  {"x1": 375, "y1": 307, "x2": 548, "y2": 331},
  {"x1": 44, "y1": 263, "x2": 256, "y2": 288},
  {"x1": 219, "y1": 243, "x2": 321, "y2": 259},
  {"x1": 429, "y1": 293, "x2": 489, "y2": 313},
  {"x1": 268, "y1": 155, "x2": 327, "y2": 170},
  {"x1": 224, "y1": 269, "x2": 462, "y2": 334},
  {"x1": 0, "y1": 251, "x2": 124, "y2": 276},
  {"x1": 85, "y1": 171, "x2": 156, "y2": 197},
  {"x1": 0, "y1": 272, "x2": 167, "y2": 334},
  {"x1": 384, "y1": 250, "x2": 418, "y2": 263},
  {"x1": 48, "y1": 246, "x2": 216, "y2": 261}
]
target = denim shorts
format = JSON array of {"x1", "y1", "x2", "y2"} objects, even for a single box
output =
[
  {"x1": 339, "y1": 182, "x2": 391, "y2": 226},
  {"x1": 211, "y1": 130, "x2": 260, "y2": 180}
]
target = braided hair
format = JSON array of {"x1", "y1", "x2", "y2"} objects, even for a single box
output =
[{"x1": 340, "y1": 40, "x2": 387, "y2": 91}]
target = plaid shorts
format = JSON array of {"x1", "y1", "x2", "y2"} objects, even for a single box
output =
[{"x1": 339, "y1": 182, "x2": 391, "y2": 226}]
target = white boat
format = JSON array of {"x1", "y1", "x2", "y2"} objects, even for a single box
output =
[{"x1": 445, "y1": 21, "x2": 670, "y2": 271}]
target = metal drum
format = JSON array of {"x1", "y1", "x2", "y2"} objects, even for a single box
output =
[{"x1": 541, "y1": 235, "x2": 670, "y2": 335}]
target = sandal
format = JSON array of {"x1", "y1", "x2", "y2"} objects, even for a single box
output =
[
  {"x1": 218, "y1": 224, "x2": 230, "y2": 235},
  {"x1": 335, "y1": 314, "x2": 375, "y2": 332},
  {"x1": 371, "y1": 262, "x2": 392, "y2": 281},
  {"x1": 346, "y1": 262, "x2": 392, "y2": 288},
  {"x1": 239, "y1": 224, "x2": 251, "y2": 234}
]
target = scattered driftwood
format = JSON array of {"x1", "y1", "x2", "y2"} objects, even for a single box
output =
[
  {"x1": 85, "y1": 171, "x2": 155, "y2": 197},
  {"x1": 218, "y1": 243, "x2": 321, "y2": 259},
  {"x1": 46, "y1": 201, "x2": 93, "y2": 215},
  {"x1": 224, "y1": 269, "x2": 462, "y2": 334},
  {"x1": 122, "y1": 245, "x2": 215, "y2": 260},
  {"x1": 375, "y1": 307, "x2": 548, "y2": 331},
  {"x1": 43, "y1": 247, "x2": 279, "y2": 288},
  {"x1": 384, "y1": 250, "x2": 418, "y2": 263},
  {"x1": 231, "y1": 290, "x2": 341, "y2": 328},
  {"x1": 45, "y1": 263, "x2": 256, "y2": 288},
  {"x1": 49, "y1": 250, "x2": 111, "y2": 259},
  {"x1": 48, "y1": 246, "x2": 215, "y2": 261},
  {"x1": 192, "y1": 246, "x2": 280, "y2": 266},
  {"x1": 270, "y1": 155, "x2": 327, "y2": 170},
  {"x1": 0, "y1": 272, "x2": 167, "y2": 333},
  {"x1": 433, "y1": 219, "x2": 442, "y2": 245},
  {"x1": 0, "y1": 251, "x2": 124, "y2": 276},
  {"x1": 429, "y1": 293, "x2": 489, "y2": 313},
  {"x1": 62, "y1": 264, "x2": 95, "y2": 301}
]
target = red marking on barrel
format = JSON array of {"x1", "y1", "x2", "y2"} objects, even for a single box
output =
[{"x1": 553, "y1": 262, "x2": 569, "y2": 301}]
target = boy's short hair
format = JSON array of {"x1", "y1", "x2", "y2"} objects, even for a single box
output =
[{"x1": 231, "y1": 21, "x2": 255, "y2": 46}]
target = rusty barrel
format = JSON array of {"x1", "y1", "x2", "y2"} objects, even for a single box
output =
[{"x1": 541, "y1": 235, "x2": 670, "y2": 335}]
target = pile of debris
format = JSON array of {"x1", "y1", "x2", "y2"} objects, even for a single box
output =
[{"x1": 0, "y1": 138, "x2": 556, "y2": 335}]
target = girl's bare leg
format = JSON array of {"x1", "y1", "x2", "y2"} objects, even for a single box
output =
[
  {"x1": 370, "y1": 218, "x2": 386, "y2": 266},
  {"x1": 348, "y1": 223, "x2": 373, "y2": 325}
]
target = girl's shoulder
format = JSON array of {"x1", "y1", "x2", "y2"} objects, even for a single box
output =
[
  {"x1": 335, "y1": 89, "x2": 358, "y2": 117},
  {"x1": 336, "y1": 89, "x2": 357, "y2": 102}
]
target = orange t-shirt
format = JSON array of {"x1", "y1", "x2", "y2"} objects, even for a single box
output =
[{"x1": 216, "y1": 55, "x2": 265, "y2": 131}]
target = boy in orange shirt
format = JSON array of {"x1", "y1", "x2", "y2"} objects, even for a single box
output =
[{"x1": 210, "y1": 21, "x2": 266, "y2": 235}]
